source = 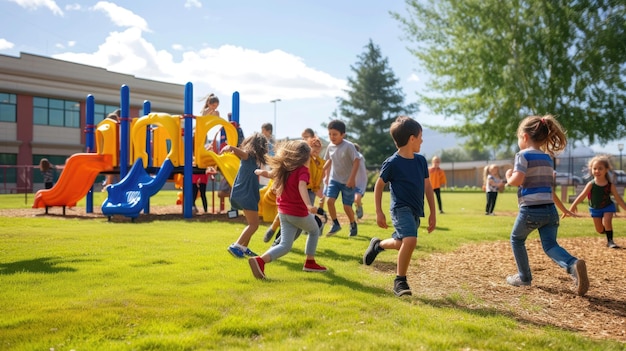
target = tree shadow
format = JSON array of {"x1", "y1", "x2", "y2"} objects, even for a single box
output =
[{"x1": 0, "y1": 257, "x2": 89, "y2": 275}]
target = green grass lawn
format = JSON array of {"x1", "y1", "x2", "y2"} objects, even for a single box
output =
[{"x1": 0, "y1": 190, "x2": 623, "y2": 350}]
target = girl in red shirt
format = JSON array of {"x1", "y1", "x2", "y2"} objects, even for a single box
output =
[{"x1": 249, "y1": 140, "x2": 327, "y2": 279}]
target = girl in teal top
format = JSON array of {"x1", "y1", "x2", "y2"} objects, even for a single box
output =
[{"x1": 569, "y1": 155, "x2": 626, "y2": 248}]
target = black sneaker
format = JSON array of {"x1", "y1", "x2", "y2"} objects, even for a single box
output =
[
  {"x1": 349, "y1": 222, "x2": 358, "y2": 237},
  {"x1": 393, "y1": 279, "x2": 412, "y2": 297},
  {"x1": 363, "y1": 237, "x2": 382, "y2": 265},
  {"x1": 263, "y1": 228, "x2": 275, "y2": 243}
]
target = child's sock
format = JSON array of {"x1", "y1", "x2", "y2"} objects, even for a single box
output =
[
  {"x1": 606, "y1": 230, "x2": 614, "y2": 241},
  {"x1": 234, "y1": 243, "x2": 246, "y2": 250},
  {"x1": 333, "y1": 219, "x2": 340, "y2": 226}
]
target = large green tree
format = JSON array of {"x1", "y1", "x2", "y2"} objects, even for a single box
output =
[
  {"x1": 393, "y1": 0, "x2": 626, "y2": 148},
  {"x1": 336, "y1": 40, "x2": 417, "y2": 165}
]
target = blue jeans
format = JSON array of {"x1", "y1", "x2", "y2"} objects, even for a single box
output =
[{"x1": 510, "y1": 204, "x2": 578, "y2": 283}]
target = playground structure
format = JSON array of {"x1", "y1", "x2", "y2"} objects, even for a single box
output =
[{"x1": 32, "y1": 83, "x2": 279, "y2": 220}]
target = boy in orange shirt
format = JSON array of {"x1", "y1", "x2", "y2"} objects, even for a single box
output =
[{"x1": 428, "y1": 156, "x2": 447, "y2": 214}]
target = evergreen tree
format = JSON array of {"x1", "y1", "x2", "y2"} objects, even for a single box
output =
[
  {"x1": 393, "y1": 0, "x2": 626, "y2": 148},
  {"x1": 337, "y1": 40, "x2": 417, "y2": 165}
]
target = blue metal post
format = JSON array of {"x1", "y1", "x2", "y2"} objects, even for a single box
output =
[
  {"x1": 232, "y1": 91, "x2": 240, "y2": 124},
  {"x1": 85, "y1": 95, "x2": 95, "y2": 213},
  {"x1": 143, "y1": 100, "x2": 152, "y2": 214},
  {"x1": 183, "y1": 82, "x2": 194, "y2": 219},
  {"x1": 120, "y1": 85, "x2": 130, "y2": 178}
]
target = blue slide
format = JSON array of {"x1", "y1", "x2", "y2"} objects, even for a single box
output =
[{"x1": 102, "y1": 158, "x2": 174, "y2": 220}]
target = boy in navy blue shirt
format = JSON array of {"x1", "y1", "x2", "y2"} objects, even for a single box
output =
[{"x1": 363, "y1": 116, "x2": 436, "y2": 297}]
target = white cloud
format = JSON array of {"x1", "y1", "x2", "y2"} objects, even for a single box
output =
[
  {"x1": 92, "y1": 1, "x2": 150, "y2": 32},
  {"x1": 8, "y1": 0, "x2": 63, "y2": 16},
  {"x1": 65, "y1": 3, "x2": 81, "y2": 11},
  {"x1": 184, "y1": 0, "x2": 202, "y2": 9},
  {"x1": 407, "y1": 73, "x2": 420, "y2": 82},
  {"x1": 53, "y1": 40, "x2": 76, "y2": 49},
  {"x1": 0, "y1": 38, "x2": 15, "y2": 50},
  {"x1": 53, "y1": 28, "x2": 346, "y2": 104},
  {"x1": 172, "y1": 44, "x2": 184, "y2": 51}
]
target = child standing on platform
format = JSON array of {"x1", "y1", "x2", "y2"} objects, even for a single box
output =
[
  {"x1": 222, "y1": 133, "x2": 269, "y2": 258},
  {"x1": 505, "y1": 115, "x2": 589, "y2": 296},
  {"x1": 363, "y1": 116, "x2": 436, "y2": 297},
  {"x1": 323, "y1": 120, "x2": 360, "y2": 237},
  {"x1": 569, "y1": 155, "x2": 626, "y2": 248},
  {"x1": 249, "y1": 140, "x2": 327, "y2": 279},
  {"x1": 200, "y1": 93, "x2": 220, "y2": 116}
]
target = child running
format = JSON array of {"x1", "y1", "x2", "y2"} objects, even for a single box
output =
[
  {"x1": 505, "y1": 115, "x2": 589, "y2": 296},
  {"x1": 569, "y1": 155, "x2": 626, "y2": 248},
  {"x1": 264, "y1": 136, "x2": 325, "y2": 244},
  {"x1": 363, "y1": 116, "x2": 436, "y2": 297},
  {"x1": 323, "y1": 120, "x2": 360, "y2": 237},
  {"x1": 222, "y1": 133, "x2": 269, "y2": 258},
  {"x1": 249, "y1": 140, "x2": 327, "y2": 279}
]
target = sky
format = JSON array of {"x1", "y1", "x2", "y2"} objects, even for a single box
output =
[{"x1": 0, "y1": 0, "x2": 622, "y2": 156}]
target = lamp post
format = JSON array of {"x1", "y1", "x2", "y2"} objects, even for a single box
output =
[
  {"x1": 270, "y1": 99, "x2": 281, "y2": 139},
  {"x1": 619, "y1": 143, "x2": 624, "y2": 170}
]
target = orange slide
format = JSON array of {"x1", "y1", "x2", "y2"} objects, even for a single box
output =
[{"x1": 33, "y1": 153, "x2": 113, "y2": 210}]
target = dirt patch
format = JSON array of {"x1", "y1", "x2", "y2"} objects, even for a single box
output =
[
  {"x1": 3, "y1": 206, "x2": 625, "y2": 342},
  {"x1": 405, "y1": 238, "x2": 626, "y2": 342},
  {"x1": 6, "y1": 205, "x2": 248, "y2": 224}
]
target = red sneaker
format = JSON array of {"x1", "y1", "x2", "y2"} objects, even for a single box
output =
[
  {"x1": 303, "y1": 260, "x2": 327, "y2": 272},
  {"x1": 248, "y1": 256, "x2": 266, "y2": 279}
]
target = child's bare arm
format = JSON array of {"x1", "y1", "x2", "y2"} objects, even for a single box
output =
[
  {"x1": 610, "y1": 184, "x2": 626, "y2": 211},
  {"x1": 298, "y1": 180, "x2": 316, "y2": 213},
  {"x1": 568, "y1": 182, "x2": 592, "y2": 212},
  {"x1": 553, "y1": 192, "x2": 575, "y2": 217},
  {"x1": 221, "y1": 145, "x2": 247, "y2": 160},
  {"x1": 373, "y1": 177, "x2": 387, "y2": 229},
  {"x1": 505, "y1": 168, "x2": 525, "y2": 186},
  {"x1": 346, "y1": 157, "x2": 359, "y2": 188},
  {"x1": 254, "y1": 169, "x2": 270, "y2": 178},
  {"x1": 424, "y1": 178, "x2": 436, "y2": 233}
]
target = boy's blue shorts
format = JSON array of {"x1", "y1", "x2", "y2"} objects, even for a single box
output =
[
  {"x1": 324, "y1": 179, "x2": 355, "y2": 206},
  {"x1": 589, "y1": 203, "x2": 616, "y2": 218},
  {"x1": 390, "y1": 206, "x2": 419, "y2": 240}
]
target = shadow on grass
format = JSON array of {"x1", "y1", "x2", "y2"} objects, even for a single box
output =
[
  {"x1": 272, "y1": 256, "x2": 390, "y2": 296},
  {"x1": 0, "y1": 257, "x2": 96, "y2": 275},
  {"x1": 33, "y1": 210, "x2": 249, "y2": 224}
]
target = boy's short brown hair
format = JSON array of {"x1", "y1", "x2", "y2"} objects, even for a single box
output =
[
  {"x1": 390, "y1": 116, "x2": 422, "y2": 147},
  {"x1": 327, "y1": 120, "x2": 346, "y2": 134}
]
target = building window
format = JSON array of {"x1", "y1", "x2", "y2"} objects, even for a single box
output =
[
  {"x1": 94, "y1": 103, "x2": 120, "y2": 124},
  {"x1": 33, "y1": 97, "x2": 80, "y2": 127},
  {"x1": 0, "y1": 93, "x2": 17, "y2": 122},
  {"x1": 0, "y1": 153, "x2": 17, "y2": 184}
]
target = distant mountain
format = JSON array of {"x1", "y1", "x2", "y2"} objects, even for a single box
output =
[{"x1": 420, "y1": 128, "x2": 464, "y2": 158}]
